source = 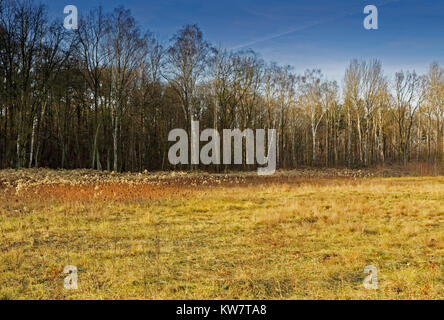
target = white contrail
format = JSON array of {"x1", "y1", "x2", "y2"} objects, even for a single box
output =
[
  {"x1": 230, "y1": 18, "x2": 334, "y2": 50},
  {"x1": 231, "y1": 0, "x2": 398, "y2": 50}
]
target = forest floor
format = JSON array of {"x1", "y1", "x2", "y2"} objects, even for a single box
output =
[{"x1": 0, "y1": 167, "x2": 443, "y2": 299}]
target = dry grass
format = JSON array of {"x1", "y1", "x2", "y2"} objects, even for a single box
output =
[{"x1": 0, "y1": 169, "x2": 442, "y2": 300}]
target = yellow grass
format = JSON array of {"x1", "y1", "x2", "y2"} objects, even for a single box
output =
[{"x1": 0, "y1": 169, "x2": 442, "y2": 300}]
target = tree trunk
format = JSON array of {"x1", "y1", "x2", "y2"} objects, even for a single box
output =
[
  {"x1": 113, "y1": 110, "x2": 119, "y2": 172},
  {"x1": 29, "y1": 115, "x2": 38, "y2": 168},
  {"x1": 312, "y1": 125, "x2": 317, "y2": 164}
]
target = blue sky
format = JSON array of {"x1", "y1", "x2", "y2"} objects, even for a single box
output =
[{"x1": 45, "y1": 0, "x2": 444, "y2": 81}]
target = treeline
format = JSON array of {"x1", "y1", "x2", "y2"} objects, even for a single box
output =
[{"x1": 0, "y1": 0, "x2": 443, "y2": 172}]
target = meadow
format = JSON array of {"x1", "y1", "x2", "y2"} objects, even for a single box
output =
[{"x1": 0, "y1": 168, "x2": 442, "y2": 300}]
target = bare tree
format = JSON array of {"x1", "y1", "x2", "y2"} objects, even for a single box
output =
[
  {"x1": 299, "y1": 69, "x2": 325, "y2": 164},
  {"x1": 76, "y1": 6, "x2": 109, "y2": 169},
  {"x1": 105, "y1": 7, "x2": 148, "y2": 171},
  {"x1": 166, "y1": 24, "x2": 211, "y2": 126},
  {"x1": 393, "y1": 70, "x2": 422, "y2": 165}
]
